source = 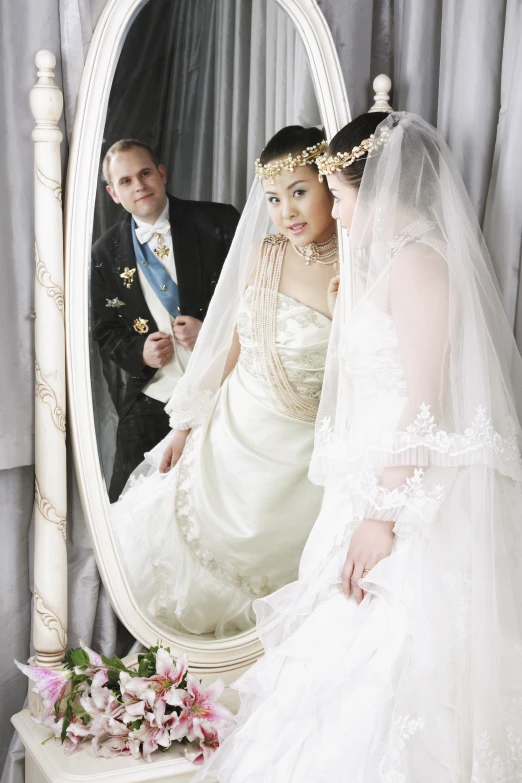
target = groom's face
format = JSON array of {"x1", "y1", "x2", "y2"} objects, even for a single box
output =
[{"x1": 106, "y1": 147, "x2": 168, "y2": 223}]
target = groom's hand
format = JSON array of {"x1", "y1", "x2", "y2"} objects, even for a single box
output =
[
  {"x1": 173, "y1": 316, "x2": 202, "y2": 351},
  {"x1": 143, "y1": 331, "x2": 173, "y2": 368}
]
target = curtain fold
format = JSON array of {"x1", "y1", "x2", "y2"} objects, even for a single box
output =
[
  {"x1": 483, "y1": 0, "x2": 522, "y2": 334},
  {"x1": 318, "y1": 0, "x2": 522, "y2": 327}
]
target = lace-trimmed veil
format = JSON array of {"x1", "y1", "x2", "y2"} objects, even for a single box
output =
[
  {"x1": 311, "y1": 112, "x2": 522, "y2": 500},
  {"x1": 166, "y1": 179, "x2": 271, "y2": 429},
  {"x1": 303, "y1": 113, "x2": 522, "y2": 774}
]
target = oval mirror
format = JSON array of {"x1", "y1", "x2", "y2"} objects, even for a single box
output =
[{"x1": 65, "y1": 0, "x2": 350, "y2": 682}]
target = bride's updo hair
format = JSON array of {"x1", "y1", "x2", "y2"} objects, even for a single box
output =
[
  {"x1": 259, "y1": 125, "x2": 326, "y2": 174},
  {"x1": 327, "y1": 112, "x2": 389, "y2": 188}
]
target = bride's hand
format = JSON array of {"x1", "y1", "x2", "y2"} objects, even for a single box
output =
[
  {"x1": 159, "y1": 429, "x2": 191, "y2": 473},
  {"x1": 342, "y1": 518, "x2": 394, "y2": 603},
  {"x1": 327, "y1": 263, "x2": 340, "y2": 315}
]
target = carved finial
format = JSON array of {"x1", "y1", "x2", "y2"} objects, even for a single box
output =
[
  {"x1": 35, "y1": 49, "x2": 57, "y2": 80},
  {"x1": 369, "y1": 74, "x2": 393, "y2": 114},
  {"x1": 30, "y1": 50, "x2": 63, "y2": 142}
]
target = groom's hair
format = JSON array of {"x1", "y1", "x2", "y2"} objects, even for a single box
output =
[
  {"x1": 102, "y1": 139, "x2": 161, "y2": 187},
  {"x1": 259, "y1": 125, "x2": 326, "y2": 168}
]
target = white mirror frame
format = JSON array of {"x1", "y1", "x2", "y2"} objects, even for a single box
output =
[{"x1": 65, "y1": 0, "x2": 351, "y2": 676}]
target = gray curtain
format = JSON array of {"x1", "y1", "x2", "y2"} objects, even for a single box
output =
[
  {"x1": 2, "y1": 0, "x2": 522, "y2": 780},
  {"x1": 318, "y1": 0, "x2": 522, "y2": 330},
  {"x1": 93, "y1": 0, "x2": 320, "y2": 238}
]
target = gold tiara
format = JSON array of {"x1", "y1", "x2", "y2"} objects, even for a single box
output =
[
  {"x1": 317, "y1": 128, "x2": 391, "y2": 180},
  {"x1": 255, "y1": 141, "x2": 328, "y2": 185}
]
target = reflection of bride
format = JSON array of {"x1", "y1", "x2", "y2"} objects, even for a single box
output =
[
  {"x1": 110, "y1": 126, "x2": 338, "y2": 638},
  {"x1": 194, "y1": 113, "x2": 522, "y2": 780}
]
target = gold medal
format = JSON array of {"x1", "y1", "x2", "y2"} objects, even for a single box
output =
[
  {"x1": 105, "y1": 297, "x2": 126, "y2": 308},
  {"x1": 133, "y1": 318, "x2": 149, "y2": 334},
  {"x1": 154, "y1": 233, "x2": 170, "y2": 260},
  {"x1": 120, "y1": 267, "x2": 136, "y2": 289}
]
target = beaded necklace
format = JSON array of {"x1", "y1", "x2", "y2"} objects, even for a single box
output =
[{"x1": 250, "y1": 234, "x2": 334, "y2": 423}]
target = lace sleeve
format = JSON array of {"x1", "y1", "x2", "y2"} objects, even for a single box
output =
[{"x1": 364, "y1": 239, "x2": 449, "y2": 522}]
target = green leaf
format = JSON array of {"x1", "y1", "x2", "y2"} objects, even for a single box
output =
[
  {"x1": 64, "y1": 648, "x2": 90, "y2": 671},
  {"x1": 101, "y1": 653, "x2": 130, "y2": 673},
  {"x1": 130, "y1": 720, "x2": 142, "y2": 731},
  {"x1": 69, "y1": 700, "x2": 90, "y2": 724},
  {"x1": 60, "y1": 701, "x2": 73, "y2": 744},
  {"x1": 137, "y1": 649, "x2": 156, "y2": 678},
  {"x1": 107, "y1": 670, "x2": 122, "y2": 693},
  {"x1": 113, "y1": 654, "x2": 128, "y2": 671},
  {"x1": 71, "y1": 673, "x2": 90, "y2": 686}
]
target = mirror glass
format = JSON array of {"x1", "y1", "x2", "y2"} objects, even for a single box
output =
[{"x1": 90, "y1": 0, "x2": 334, "y2": 642}]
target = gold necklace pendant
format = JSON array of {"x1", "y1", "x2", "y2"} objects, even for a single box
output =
[
  {"x1": 293, "y1": 233, "x2": 338, "y2": 266},
  {"x1": 154, "y1": 233, "x2": 170, "y2": 260}
]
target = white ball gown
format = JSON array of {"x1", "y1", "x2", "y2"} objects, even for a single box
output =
[
  {"x1": 192, "y1": 112, "x2": 522, "y2": 781},
  {"x1": 110, "y1": 283, "x2": 331, "y2": 638},
  {"x1": 193, "y1": 292, "x2": 522, "y2": 783}
]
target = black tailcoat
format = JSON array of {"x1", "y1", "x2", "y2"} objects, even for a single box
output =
[
  {"x1": 91, "y1": 194, "x2": 240, "y2": 500},
  {"x1": 91, "y1": 194, "x2": 240, "y2": 419}
]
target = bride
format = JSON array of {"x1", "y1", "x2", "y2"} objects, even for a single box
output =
[
  {"x1": 110, "y1": 125, "x2": 338, "y2": 638},
  {"x1": 194, "y1": 112, "x2": 522, "y2": 780}
]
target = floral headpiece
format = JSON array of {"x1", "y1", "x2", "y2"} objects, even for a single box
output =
[
  {"x1": 255, "y1": 141, "x2": 328, "y2": 185},
  {"x1": 316, "y1": 128, "x2": 391, "y2": 181}
]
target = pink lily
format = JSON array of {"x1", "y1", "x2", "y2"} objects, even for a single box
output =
[
  {"x1": 75, "y1": 641, "x2": 108, "y2": 688},
  {"x1": 119, "y1": 671, "x2": 155, "y2": 710},
  {"x1": 49, "y1": 711, "x2": 91, "y2": 756},
  {"x1": 92, "y1": 719, "x2": 141, "y2": 759},
  {"x1": 184, "y1": 721, "x2": 221, "y2": 765},
  {"x1": 129, "y1": 701, "x2": 178, "y2": 762},
  {"x1": 80, "y1": 685, "x2": 124, "y2": 734},
  {"x1": 14, "y1": 661, "x2": 71, "y2": 722},
  {"x1": 170, "y1": 676, "x2": 233, "y2": 741},
  {"x1": 120, "y1": 651, "x2": 188, "y2": 709}
]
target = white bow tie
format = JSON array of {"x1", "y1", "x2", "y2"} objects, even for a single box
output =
[{"x1": 135, "y1": 218, "x2": 171, "y2": 245}]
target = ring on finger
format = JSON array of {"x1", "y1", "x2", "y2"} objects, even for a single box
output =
[{"x1": 362, "y1": 567, "x2": 372, "y2": 574}]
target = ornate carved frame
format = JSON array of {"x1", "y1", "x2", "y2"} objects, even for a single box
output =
[{"x1": 63, "y1": 0, "x2": 351, "y2": 677}]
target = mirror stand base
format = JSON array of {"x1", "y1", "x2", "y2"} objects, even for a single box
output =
[{"x1": 12, "y1": 709, "x2": 197, "y2": 783}]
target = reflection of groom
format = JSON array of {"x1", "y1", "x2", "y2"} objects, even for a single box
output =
[{"x1": 91, "y1": 139, "x2": 240, "y2": 501}]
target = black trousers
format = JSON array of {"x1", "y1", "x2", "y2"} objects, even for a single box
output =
[{"x1": 109, "y1": 393, "x2": 171, "y2": 503}]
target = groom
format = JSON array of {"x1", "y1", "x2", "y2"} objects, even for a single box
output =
[{"x1": 91, "y1": 139, "x2": 240, "y2": 501}]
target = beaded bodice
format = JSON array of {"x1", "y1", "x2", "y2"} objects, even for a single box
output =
[{"x1": 237, "y1": 287, "x2": 331, "y2": 404}]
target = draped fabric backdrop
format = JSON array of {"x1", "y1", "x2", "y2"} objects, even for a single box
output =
[{"x1": 1, "y1": 0, "x2": 522, "y2": 780}]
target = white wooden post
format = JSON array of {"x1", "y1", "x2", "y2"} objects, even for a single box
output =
[{"x1": 29, "y1": 50, "x2": 67, "y2": 677}]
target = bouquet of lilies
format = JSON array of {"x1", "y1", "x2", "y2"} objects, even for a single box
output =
[{"x1": 15, "y1": 643, "x2": 234, "y2": 764}]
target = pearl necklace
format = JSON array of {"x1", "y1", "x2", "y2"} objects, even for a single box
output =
[
  {"x1": 250, "y1": 234, "x2": 319, "y2": 423},
  {"x1": 293, "y1": 233, "x2": 338, "y2": 266}
]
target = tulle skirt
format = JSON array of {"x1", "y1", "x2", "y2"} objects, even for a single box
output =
[{"x1": 193, "y1": 464, "x2": 522, "y2": 781}]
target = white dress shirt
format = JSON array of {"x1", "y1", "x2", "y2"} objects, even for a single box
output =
[{"x1": 132, "y1": 201, "x2": 191, "y2": 403}]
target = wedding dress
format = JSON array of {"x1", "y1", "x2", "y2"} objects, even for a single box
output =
[
  {"x1": 110, "y1": 247, "x2": 331, "y2": 638},
  {"x1": 193, "y1": 114, "x2": 522, "y2": 781}
]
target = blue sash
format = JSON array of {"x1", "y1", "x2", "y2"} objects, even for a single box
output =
[{"x1": 131, "y1": 220, "x2": 181, "y2": 318}]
